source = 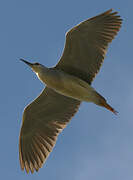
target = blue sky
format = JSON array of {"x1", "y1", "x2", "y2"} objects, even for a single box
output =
[{"x1": 0, "y1": 0, "x2": 133, "y2": 179}]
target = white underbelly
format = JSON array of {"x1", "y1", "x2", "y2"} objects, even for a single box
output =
[
  {"x1": 38, "y1": 69, "x2": 100, "y2": 103},
  {"x1": 54, "y1": 80, "x2": 92, "y2": 101},
  {"x1": 50, "y1": 74, "x2": 98, "y2": 102}
]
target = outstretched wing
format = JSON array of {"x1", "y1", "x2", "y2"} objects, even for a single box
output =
[
  {"x1": 56, "y1": 9, "x2": 122, "y2": 84},
  {"x1": 19, "y1": 87, "x2": 80, "y2": 173}
]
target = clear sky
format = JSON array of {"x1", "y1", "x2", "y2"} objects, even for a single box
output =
[{"x1": 0, "y1": 0, "x2": 132, "y2": 179}]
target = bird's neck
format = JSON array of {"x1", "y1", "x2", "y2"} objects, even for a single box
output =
[{"x1": 35, "y1": 66, "x2": 50, "y2": 83}]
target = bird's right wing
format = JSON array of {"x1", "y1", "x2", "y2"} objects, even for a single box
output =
[
  {"x1": 56, "y1": 9, "x2": 122, "y2": 84},
  {"x1": 19, "y1": 87, "x2": 80, "y2": 173}
]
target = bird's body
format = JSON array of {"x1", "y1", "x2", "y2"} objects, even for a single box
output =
[
  {"x1": 19, "y1": 9, "x2": 122, "y2": 173},
  {"x1": 35, "y1": 65, "x2": 99, "y2": 102},
  {"x1": 34, "y1": 65, "x2": 113, "y2": 110}
]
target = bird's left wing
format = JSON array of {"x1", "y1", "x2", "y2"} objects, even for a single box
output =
[{"x1": 19, "y1": 87, "x2": 80, "y2": 173}]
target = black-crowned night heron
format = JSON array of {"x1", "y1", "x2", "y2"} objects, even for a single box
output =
[{"x1": 19, "y1": 9, "x2": 122, "y2": 173}]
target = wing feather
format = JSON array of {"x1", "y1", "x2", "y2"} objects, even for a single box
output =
[
  {"x1": 56, "y1": 9, "x2": 122, "y2": 84},
  {"x1": 19, "y1": 87, "x2": 80, "y2": 173}
]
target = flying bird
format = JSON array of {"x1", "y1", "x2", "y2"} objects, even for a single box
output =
[{"x1": 19, "y1": 9, "x2": 122, "y2": 173}]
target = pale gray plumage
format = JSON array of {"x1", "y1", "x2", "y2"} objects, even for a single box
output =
[
  {"x1": 19, "y1": 87, "x2": 80, "y2": 173},
  {"x1": 19, "y1": 9, "x2": 122, "y2": 173}
]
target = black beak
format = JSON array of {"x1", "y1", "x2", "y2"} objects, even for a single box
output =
[{"x1": 20, "y1": 58, "x2": 33, "y2": 67}]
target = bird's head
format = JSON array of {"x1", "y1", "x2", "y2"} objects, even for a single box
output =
[{"x1": 20, "y1": 59, "x2": 45, "y2": 73}]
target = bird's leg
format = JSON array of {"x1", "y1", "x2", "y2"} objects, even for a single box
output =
[
  {"x1": 95, "y1": 93, "x2": 118, "y2": 115},
  {"x1": 99, "y1": 100, "x2": 118, "y2": 115}
]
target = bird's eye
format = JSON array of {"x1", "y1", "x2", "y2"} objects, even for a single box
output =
[{"x1": 34, "y1": 63, "x2": 40, "y2": 65}]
